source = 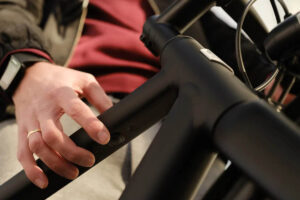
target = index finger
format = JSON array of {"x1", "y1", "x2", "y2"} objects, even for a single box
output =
[{"x1": 56, "y1": 88, "x2": 110, "y2": 145}]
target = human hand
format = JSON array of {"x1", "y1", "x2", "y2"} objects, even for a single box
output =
[{"x1": 12, "y1": 62, "x2": 113, "y2": 189}]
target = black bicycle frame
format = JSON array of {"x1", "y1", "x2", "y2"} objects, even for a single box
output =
[{"x1": 1, "y1": 0, "x2": 299, "y2": 199}]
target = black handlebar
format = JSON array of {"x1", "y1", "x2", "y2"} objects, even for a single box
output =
[{"x1": 265, "y1": 12, "x2": 300, "y2": 61}]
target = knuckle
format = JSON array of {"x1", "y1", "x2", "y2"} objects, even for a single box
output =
[
  {"x1": 49, "y1": 87, "x2": 68, "y2": 102},
  {"x1": 28, "y1": 136, "x2": 44, "y2": 153},
  {"x1": 42, "y1": 131, "x2": 58, "y2": 146},
  {"x1": 48, "y1": 161, "x2": 62, "y2": 172},
  {"x1": 68, "y1": 101, "x2": 84, "y2": 119},
  {"x1": 48, "y1": 88, "x2": 60, "y2": 99},
  {"x1": 84, "y1": 75, "x2": 98, "y2": 88},
  {"x1": 65, "y1": 151, "x2": 77, "y2": 162},
  {"x1": 85, "y1": 73, "x2": 96, "y2": 82}
]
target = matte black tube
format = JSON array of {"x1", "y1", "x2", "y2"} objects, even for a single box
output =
[
  {"x1": 214, "y1": 100, "x2": 300, "y2": 200},
  {"x1": 121, "y1": 34, "x2": 260, "y2": 200},
  {"x1": 156, "y1": 0, "x2": 234, "y2": 33},
  {"x1": 138, "y1": 34, "x2": 300, "y2": 200},
  {"x1": 222, "y1": 0, "x2": 268, "y2": 50},
  {"x1": 264, "y1": 12, "x2": 300, "y2": 61},
  {"x1": 159, "y1": 36, "x2": 257, "y2": 130},
  {"x1": 157, "y1": 0, "x2": 217, "y2": 33},
  {"x1": 121, "y1": 85, "x2": 217, "y2": 200}
]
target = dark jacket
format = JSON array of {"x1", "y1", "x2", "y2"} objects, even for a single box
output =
[
  {"x1": 0, "y1": 0, "x2": 90, "y2": 66},
  {"x1": 0, "y1": 0, "x2": 179, "y2": 66}
]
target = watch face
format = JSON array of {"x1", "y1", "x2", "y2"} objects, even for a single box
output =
[{"x1": 0, "y1": 55, "x2": 22, "y2": 90}]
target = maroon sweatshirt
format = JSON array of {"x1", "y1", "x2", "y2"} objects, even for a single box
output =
[{"x1": 68, "y1": 0, "x2": 159, "y2": 94}]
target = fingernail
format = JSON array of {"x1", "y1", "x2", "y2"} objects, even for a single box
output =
[
  {"x1": 73, "y1": 168, "x2": 79, "y2": 178},
  {"x1": 35, "y1": 178, "x2": 47, "y2": 189},
  {"x1": 97, "y1": 131, "x2": 110, "y2": 144},
  {"x1": 81, "y1": 156, "x2": 95, "y2": 167},
  {"x1": 88, "y1": 156, "x2": 95, "y2": 166},
  {"x1": 65, "y1": 168, "x2": 79, "y2": 180}
]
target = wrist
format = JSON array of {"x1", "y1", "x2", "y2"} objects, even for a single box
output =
[{"x1": 0, "y1": 52, "x2": 52, "y2": 107}]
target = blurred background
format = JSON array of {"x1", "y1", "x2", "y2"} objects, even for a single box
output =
[{"x1": 254, "y1": 0, "x2": 300, "y2": 30}]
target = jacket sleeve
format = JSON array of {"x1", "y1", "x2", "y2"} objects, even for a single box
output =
[{"x1": 0, "y1": 0, "x2": 50, "y2": 60}]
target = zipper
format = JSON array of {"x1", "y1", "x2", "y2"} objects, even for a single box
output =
[{"x1": 63, "y1": 0, "x2": 89, "y2": 67}]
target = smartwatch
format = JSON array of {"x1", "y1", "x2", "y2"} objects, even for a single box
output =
[{"x1": 0, "y1": 52, "x2": 49, "y2": 102}]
